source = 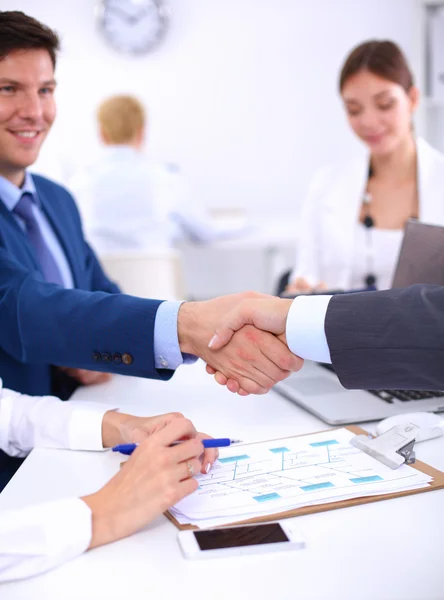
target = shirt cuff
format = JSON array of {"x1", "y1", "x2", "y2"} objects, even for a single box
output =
[
  {"x1": 286, "y1": 295, "x2": 333, "y2": 363},
  {"x1": 153, "y1": 301, "x2": 197, "y2": 370},
  {"x1": 69, "y1": 403, "x2": 112, "y2": 451}
]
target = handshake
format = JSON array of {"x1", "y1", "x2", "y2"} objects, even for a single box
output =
[{"x1": 177, "y1": 292, "x2": 301, "y2": 395}]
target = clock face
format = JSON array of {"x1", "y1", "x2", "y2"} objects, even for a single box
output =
[{"x1": 96, "y1": 0, "x2": 169, "y2": 55}]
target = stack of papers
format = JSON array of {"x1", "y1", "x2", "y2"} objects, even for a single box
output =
[{"x1": 170, "y1": 428, "x2": 432, "y2": 529}]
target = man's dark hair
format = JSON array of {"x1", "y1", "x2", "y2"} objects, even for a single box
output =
[{"x1": 0, "y1": 11, "x2": 60, "y2": 68}]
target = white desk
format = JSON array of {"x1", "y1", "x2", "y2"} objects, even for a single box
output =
[{"x1": 1, "y1": 361, "x2": 443, "y2": 599}]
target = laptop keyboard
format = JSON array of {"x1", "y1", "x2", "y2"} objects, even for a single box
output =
[
  {"x1": 369, "y1": 389, "x2": 444, "y2": 403},
  {"x1": 319, "y1": 364, "x2": 444, "y2": 404}
]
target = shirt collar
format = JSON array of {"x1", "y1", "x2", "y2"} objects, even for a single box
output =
[
  {"x1": 102, "y1": 145, "x2": 139, "y2": 160},
  {"x1": 0, "y1": 171, "x2": 39, "y2": 212}
]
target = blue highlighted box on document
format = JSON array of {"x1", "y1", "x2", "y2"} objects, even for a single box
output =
[
  {"x1": 270, "y1": 447, "x2": 290, "y2": 454},
  {"x1": 253, "y1": 492, "x2": 281, "y2": 503},
  {"x1": 310, "y1": 440, "x2": 339, "y2": 447},
  {"x1": 218, "y1": 455, "x2": 250, "y2": 464},
  {"x1": 350, "y1": 475, "x2": 383, "y2": 484},
  {"x1": 301, "y1": 482, "x2": 334, "y2": 492}
]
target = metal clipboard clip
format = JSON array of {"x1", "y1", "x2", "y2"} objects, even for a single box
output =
[{"x1": 350, "y1": 423, "x2": 419, "y2": 469}]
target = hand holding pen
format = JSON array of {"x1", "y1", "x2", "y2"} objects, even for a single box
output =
[
  {"x1": 83, "y1": 418, "x2": 209, "y2": 548},
  {"x1": 106, "y1": 411, "x2": 221, "y2": 475},
  {"x1": 113, "y1": 438, "x2": 242, "y2": 456}
]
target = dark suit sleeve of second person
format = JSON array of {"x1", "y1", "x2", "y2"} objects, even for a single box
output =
[
  {"x1": 325, "y1": 284, "x2": 444, "y2": 391},
  {"x1": 0, "y1": 249, "x2": 173, "y2": 381}
]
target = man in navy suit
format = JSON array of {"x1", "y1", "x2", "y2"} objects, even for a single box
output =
[{"x1": 0, "y1": 12, "x2": 302, "y2": 487}]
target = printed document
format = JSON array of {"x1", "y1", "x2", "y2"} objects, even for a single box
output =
[{"x1": 170, "y1": 428, "x2": 432, "y2": 528}]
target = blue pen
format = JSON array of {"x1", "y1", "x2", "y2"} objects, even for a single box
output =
[{"x1": 112, "y1": 438, "x2": 242, "y2": 456}]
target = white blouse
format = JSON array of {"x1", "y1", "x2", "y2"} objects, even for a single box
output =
[
  {"x1": 349, "y1": 223, "x2": 404, "y2": 291},
  {"x1": 0, "y1": 381, "x2": 110, "y2": 582}
]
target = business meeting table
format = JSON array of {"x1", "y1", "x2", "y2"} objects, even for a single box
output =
[{"x1": 1, "y1": 361, "x2": 443, "y2": 599}]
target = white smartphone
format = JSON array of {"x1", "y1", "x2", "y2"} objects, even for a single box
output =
[{"x1": 177, "y1": 521, "x2": 305, "y2": 560}]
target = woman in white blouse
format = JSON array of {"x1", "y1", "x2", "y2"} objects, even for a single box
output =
[
  {"x1": 0, "y1": 381, "x2": 216, "y2": 582},
  {"x1": 287, "y1": 40, "x2": 444, "y2": 294}
]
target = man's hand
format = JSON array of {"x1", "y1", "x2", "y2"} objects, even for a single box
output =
[
  {"x1": 101, "y1": 410, "x2": 218, "y2": 474},
  {"x1": 205, "y1": 297, "x2": 303, "y2": 394},
  {"x1": 59, "y1": 367, "x2": 112, "y2": 386},
  {"x1": 178, "y1": 293, "x2": 302, "y2": 395},
  {"x1": 82, "y1": 418, "x2": 203, "y2": 549},
  {"x1": 209, "y1": 297, "x2": 294, "y2": 349}
]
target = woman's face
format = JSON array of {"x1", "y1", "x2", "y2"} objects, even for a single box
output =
[{"x1": 341, "y1": 69, "x2": 418, "y2": 156}]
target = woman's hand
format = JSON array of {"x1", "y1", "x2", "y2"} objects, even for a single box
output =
[
  {"x1": 82, "y1": 418, "x2": 204, "y2": 549},
  {"x1": 101, "y1": 410, "x2": 218, "y2": 474}
]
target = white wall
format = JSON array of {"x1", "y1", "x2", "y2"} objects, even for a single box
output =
[{"x1": 5, "y1": 0, "x2": 417, "y2": 214}]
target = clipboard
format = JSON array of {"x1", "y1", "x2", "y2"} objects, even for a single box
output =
[{"x1": 165, "y1": 425, "x2": 444, "y2": 531}]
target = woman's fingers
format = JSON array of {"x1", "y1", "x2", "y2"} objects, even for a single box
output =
[
  {"x1": 177, "y1": 457, "x2": 202, "y2": 481},
  {"x1": 197, "y1": 433, "x2": 219, "y2": 473},
  {"x1": 168, "y1": 437, "x2": 204, "y2": 464}
]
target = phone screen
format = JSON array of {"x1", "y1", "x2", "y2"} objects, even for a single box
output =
[{"x1": 193, "y1": 524, "x2": 289, "y2": 551}]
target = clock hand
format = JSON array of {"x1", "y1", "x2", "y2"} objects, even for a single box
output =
[
  {"x1": 130, "y1": 4, "x2": 157, "y2": 24},
  {"x1": 106, "y1": 5, "x2": 137, "y2": 24}
]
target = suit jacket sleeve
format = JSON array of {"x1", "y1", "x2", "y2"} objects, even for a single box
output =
[
  {"x1": 0, "y1": 249, "x2": 172, "y2": 381},
  {"x1": 325, "y1": 284, "x2": 444, "y2": 390}
]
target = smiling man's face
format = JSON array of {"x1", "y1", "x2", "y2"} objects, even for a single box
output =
[{"x1": 0, "y1": 48, "x2": 56, "y2": 186}]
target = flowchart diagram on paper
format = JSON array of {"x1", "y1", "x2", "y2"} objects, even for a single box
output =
[{"x1": 173, "y1": 428, "x2": 431, "y2": 524}]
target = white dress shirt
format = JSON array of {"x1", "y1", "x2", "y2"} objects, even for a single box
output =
[
  {"x1": 286, "y1": 295, "x2": 333, "y2": 363},
  {"x1": 0, "y1": 380, "x2": 110, "y2": 583},
  {"x1": 70, "y1": 146, "x2": 246, "y2": 251}
]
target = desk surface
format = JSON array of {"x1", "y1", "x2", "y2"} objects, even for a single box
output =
[{"x1": 1, "y1": 361, "x2": 443, "y2": 600}]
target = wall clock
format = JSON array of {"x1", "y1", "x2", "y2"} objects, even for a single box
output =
[{"x1": 96, "y1": 0, "x2": 169, "y2": 55}]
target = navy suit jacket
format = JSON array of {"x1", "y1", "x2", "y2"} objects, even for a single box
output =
[
  {"x1": 0, "y1": 174, "x2": 173, "y2": 397},
  {"x1": 0, "y1": 174, "x2": 174, "y2": 488},
  {"x1": 326, "y1": 284, "x2": 444, "y2": 391}
]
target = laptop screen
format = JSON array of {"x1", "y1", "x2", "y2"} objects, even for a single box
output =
[{"x1": 391, "y1": 219, "x2": 444, "y2": 288}]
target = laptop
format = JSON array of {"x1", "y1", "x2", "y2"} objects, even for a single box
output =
[{"x1": 274, "y1": 220, "x2": 444, "y2": 425}]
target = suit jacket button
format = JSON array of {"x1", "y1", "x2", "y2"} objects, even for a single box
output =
[
  {"x1": 113, "y1": 353, "x2": 122, "y2": 364},
  {"x1": 93, "y1": 351, "x2": 101, "y2": 362},
  {"x1": 122, "y1": 353, "x2": 133, "y2": 365},
  {"x1": 102, "y1": 352, "x2": 112, "y2": 363}
]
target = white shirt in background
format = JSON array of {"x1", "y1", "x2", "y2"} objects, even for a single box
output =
[
  {"x1": 0, "y1": 381, "x2": 110, "y2": 583},
  {"x1": 70, "y1": 146, "x2": 244, "y2": 255}
]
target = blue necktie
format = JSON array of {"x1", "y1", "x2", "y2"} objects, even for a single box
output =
[{"x1": 13, "y1": 192, "x2": 64, "y2": 286}]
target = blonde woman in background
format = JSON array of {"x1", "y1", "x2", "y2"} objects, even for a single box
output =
[
  {"x1": 286, "y1": 40, "x2": 444, "y2": 294},
  {"x1": 70, "y1": 95, "x2": 171, "y2": 252},
  {"x1": 71, "y1": 95, "x2": 244, "y2": 254}
]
